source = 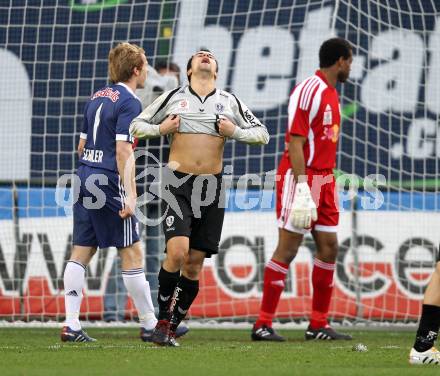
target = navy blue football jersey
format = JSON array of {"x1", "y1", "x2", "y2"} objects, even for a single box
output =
[{"x1": 79, "y1": 83, "x2": 142, "y2": 172}]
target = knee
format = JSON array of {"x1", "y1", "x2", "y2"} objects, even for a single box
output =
[
  {"x1": 69, "y1": 246, "x2": 96, "y2": 266},
  {"x1": 166, "y1": 245, "x2": 188, "y2": 268},
  {"x1": 182, "y1": 261, "x2": 203, "y2": 280},
  {"x1": 120, "y1": 244, "x2": 143, "y2": 269},
  {"x1": 273, "y1": 243, "x2": 298, "y2": 264},
  {"x1": 327, "y1": 237, "x2": 338, "y2": 253},
  {"x1": 318, "y1": 239, "x2": 338, "y2": 262}
]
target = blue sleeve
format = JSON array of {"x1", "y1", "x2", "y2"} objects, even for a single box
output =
[
  {"x1": 116, "y1": 98, "x2": 142, "y2": 143},
  {"x1": 80, "y1": 101, "x2": 90, "y2": 140}
]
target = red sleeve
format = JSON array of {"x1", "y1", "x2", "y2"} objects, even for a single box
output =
[
  {"x1": 289, "y1": 79, "x2": 320, "y2": 138},
  {"x1": 289, "y1": 108, "x2": 309, "y2": 137}
]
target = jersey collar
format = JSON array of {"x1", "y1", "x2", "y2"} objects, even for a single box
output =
[
  {"x1": 116, "y1": 82, "x2": 141, "y2": 101},
  {"x1": 315, "y1": 70, "x2": 333, "y2": 88},
  {"x1": 188, "y1": 85, "x2": 217, "y2": 103}
]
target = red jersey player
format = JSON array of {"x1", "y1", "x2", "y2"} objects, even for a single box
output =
[{"x1": 252, "y1": 38, "x2": 353, "y2": 341}]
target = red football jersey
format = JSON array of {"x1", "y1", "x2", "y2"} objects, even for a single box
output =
[{"x1": 280, "y1": 70, "x2": 341, "y2": 171}]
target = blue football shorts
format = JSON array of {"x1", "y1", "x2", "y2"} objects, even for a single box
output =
[{"x1": 72, "y1": 165, "x2": 139, "y2": 249}]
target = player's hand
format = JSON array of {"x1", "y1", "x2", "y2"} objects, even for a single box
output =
[
  {"x1": 289, "y1": 182, "x2": 317, "y2": 229},
  {"x1": 159, "y1": 115, "x2": 180, "y2": 135},
  {"x1": 119, "y1": 195, "x2": 136, "y2": 219},
  {"x1": 218, "y1": 117, "x2": 236, "y2": 137}
]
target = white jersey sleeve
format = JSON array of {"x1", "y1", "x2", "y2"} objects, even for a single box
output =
[
  {"x1": 129, "y1": 87, "x2": 180, "y2": 139},
  {"x1": 229, "y1": 94, "x2": 269, "y2": 145}
]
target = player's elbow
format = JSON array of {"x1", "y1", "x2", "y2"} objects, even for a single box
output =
[
  {"x1": 129, "y1": 117, "x2": 148, "y2": 139},
  {"x1": 288, "y1": 136, "x2": 306, "y2": 164},
  {"x1": 289, "y1": 135, "x2": 307, "y2": 151},
  {"x1": 261, "y1": 130, "x2": 270, "y2": 145},
  {"x1": 129, "y1": 118, "x2": 160, "y2": 139},
  {"x1": 129, "y1": 120, "x2": 140, "y2": 138},
  {"x1": 254, "y1": 128, "x2": 269, "y2": 145}
]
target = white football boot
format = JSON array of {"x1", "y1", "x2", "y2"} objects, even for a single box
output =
[{"x1": 409, "y1": 346, "x2": 440, "y2": 365}]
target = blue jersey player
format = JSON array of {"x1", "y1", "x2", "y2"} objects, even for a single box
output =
[{"x1": 60, "y1": 43, "x2": 187, "y2": 343}]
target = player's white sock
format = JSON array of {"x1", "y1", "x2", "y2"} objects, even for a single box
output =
[
  {"x1": 122, "y1": 269, "x2": 156, "y2": 330},
  {"x1": 63, "y1": 261, "x2": 85, "y2": 331}
]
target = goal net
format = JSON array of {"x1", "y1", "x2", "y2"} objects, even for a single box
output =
[{"x1": 0, "y1": 0, "x2": 438, "y2": 325}]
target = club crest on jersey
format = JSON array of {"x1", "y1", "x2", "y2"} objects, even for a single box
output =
[
  {"x1": 177, "y1": 99, "x2": 189, "y2": 112},
  {"x1": 323, "y1": 104, "x2": 332, "y2": 125},
  {"x1": 215, "y1": 103, "x2": 224, "y2": 113},
  {"x1": 321, "y1": 124, "x2": 339, "y2": 143},
  {"x1": 166, "y1": 215, "x2": 174, "y2": 227}
]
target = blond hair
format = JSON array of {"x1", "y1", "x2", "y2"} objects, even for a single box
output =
[{"x1": 108, "y1": 43, "x2": 145, "y2": 84}]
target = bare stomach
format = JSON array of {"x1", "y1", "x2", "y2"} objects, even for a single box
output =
[{"x1": 168, "y1": 133, "x2": 225, "y2": 174}]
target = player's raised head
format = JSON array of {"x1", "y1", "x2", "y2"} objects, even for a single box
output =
[
  {"x1": 186, "y1": 49, "x2": 219, "y2": 82},
  {"x1": 108, "y1": 42, "x2": 148, "y2": 87},
  {"x1": 319, "y1": 37, "x2": 352, "y2": 83}
]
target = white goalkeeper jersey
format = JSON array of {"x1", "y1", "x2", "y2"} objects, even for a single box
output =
[{"x1": 129, "y1": 85, "x2": 269, "y2": 145}]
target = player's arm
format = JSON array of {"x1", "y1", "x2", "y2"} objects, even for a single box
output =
[
  {"x1": 289, "y1": 136, "x2": 307, "y2": 182},
  {"x1": 129, "y1": 88, "x2": 180, "y2": 139},
  {"x1": 219, "y1": 94, "x2": 269, "y2": 145},
  {"x1": 116, "y1": 140, "x2": 136, "y2": 219},
  {"x1": 288, "y1": 104, "x2": 317, "y2": 229},
  {"x1": 77, "y1": 138, "x2": 86, "y2": 158},
  {"x1": 115, "y1": 99, "x2": 141, "y2": 218},
  {"x1": 77, "y1": 101, "x2": 89, "y2": 158}
]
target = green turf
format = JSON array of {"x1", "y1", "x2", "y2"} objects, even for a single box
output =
[{"x1": 0, "y1": 328, "x2": 437, "y2": 375}]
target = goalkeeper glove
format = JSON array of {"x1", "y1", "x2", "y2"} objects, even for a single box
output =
[{"x1": 289, "y1": 182, "x2": 317, "y2": 229}]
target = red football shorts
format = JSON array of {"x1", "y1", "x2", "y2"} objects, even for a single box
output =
[{"x1": 276, "y1": 164, "x2": 339, "y2": 234}]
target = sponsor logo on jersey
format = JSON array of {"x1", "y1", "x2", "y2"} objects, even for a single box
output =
[
  {"x1": 244, "y1": 109, "x2": 261, "y2": 126},
  {"x1": 215, "y1": 103, "x2": 225, "y2": 113},
  {"x1": 178, "y1": 99, "x2": 189, "y2": 112},
  {"x1": 166, "y1": 215, "x2": 174, "y2": 227},
  {"x1": 321, "y1": 124, "x2": 339, "y2": 143},
  {"x1": 91, "y1": 87, "x2": 120, "y2": 103},
  {"x1": 323, "y1": 104, "x2": 332, "y2": 125}
]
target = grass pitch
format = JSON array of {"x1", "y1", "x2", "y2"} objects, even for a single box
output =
[{"x1": 0, "y1": 328, "x2": 437, "y2": 375}]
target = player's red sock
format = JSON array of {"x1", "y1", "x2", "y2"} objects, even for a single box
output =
[
  {"x1": 255, "y1": 259, "x2": 288, "y2": 328},
  {"x1": 310, "y1": 258, "x2": 335, "y2": 329}
]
